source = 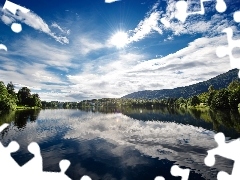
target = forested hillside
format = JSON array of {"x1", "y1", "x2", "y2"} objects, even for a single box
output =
[{"x1": 122, "y1": 69, "x2": 239, "y2": 99}]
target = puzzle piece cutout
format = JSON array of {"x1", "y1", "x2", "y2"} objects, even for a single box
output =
[
  {"x1": 154, "y1": 165, "x2": 190, "y2": 180},
  {"x1": 20, "y1": 142, "x2": 43, "y2": 175},
  {"x1": 234, "y1": 11, "x2": 240, "y2": 23},
  {"x1": 0, "y1": 44, "x2": 7, "y2": 51},
  {"x1": 204, "y1": 132, "x2": 240, "y2": 180},
  {"x1": 0, "y1": 123, "x2": 92, "y2": 180},
  {"x1": 0, "y1": 137, "x2": 20, "y2": 173},
  {"x1": 216, "y1": 11, "x2": 240, "y2": 78},
  {"x1": 175, "y1": 0, "x2": 227, "y2": 23},
  {"x1": 105, "y1": 0, "x2": 120, "y2": 3},
  {"x1": 3, "y1": 0, "x2": 30, "y2": 33},
  {"x1": 0, "y1": 124, "x2": 22, "y2": 178},
  {"x1": 216, "y1": 28, "x2": 240, "y2": 76}
]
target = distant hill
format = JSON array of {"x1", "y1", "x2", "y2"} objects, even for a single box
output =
[{"x1": 122, "y1": 69, "x2": 239, "y2": 99}]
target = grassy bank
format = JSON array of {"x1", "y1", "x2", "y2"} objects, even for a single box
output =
[{"x1": 16, "y1": 106, "x2": 41, "y2": 110}]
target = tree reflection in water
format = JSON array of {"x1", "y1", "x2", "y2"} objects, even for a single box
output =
[
  {"x1": 0, "y1": 109, "x2": 40, "y2": 129},
  {"x1": 79, "y1": 106, "x2": 240, "y2": 138}
]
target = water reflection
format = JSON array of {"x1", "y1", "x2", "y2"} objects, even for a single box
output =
[
  {"x1": 14, "y1": 109, "x2": 40, "y2": 128},
  {"x1": 79, "y1": 107, "x2": 240, "y2": 138},
  {"x1": 0, "y1": 109, "x2": 40, "y2": 127},
  {"x1": 0, "y1": 109, "x2": 238, "y2": 179}
]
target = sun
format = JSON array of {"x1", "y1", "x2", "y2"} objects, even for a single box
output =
[{"x1": 110, "y1": 31, "x2": 129, "y2": 48}]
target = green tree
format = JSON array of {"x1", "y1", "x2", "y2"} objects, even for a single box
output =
[
  {"x1": 33, "y1": 94, "x2": 42, "y2": 107},
  {"x1": 206, "y1": 91, "x2": 215, "y2": 106},
  {"x1": 0, "y1": 81, "x2": 8, "y2": 95},
  {"x1": 63, "y1": 102, "x2": 69, "y2": 108},
  {"x1": 28, "y1": 94, "x2": 42, "y2": 107},
  {"x1": 6, "y1": 82, "x2": 15, "y2": 95},
  {"x1": 229, "y1": 87, "x2": 240, "y2": 109},
  {"x1": 18, "y1": 87, "x2": 31, "y2": 105},
  {"x1": 198, "y1": 92, "x2": 209, "y2": 104},
  {"x1": 208, "y1": 85, "x2": 215, "y2": 92},
  {"x1": 0, "y1": 81, "x2": 10, "y2": 110},
  {"x1": 228, "y1": 80, "x2": 240, "y2": 91},
  {"x1": 211, "y1": 89, "x2": 230, "y2": 109},
  {"x1": 175, "y1": 97, "x2": 186, "y2": 107},
  {"x1": 188, "y1": 95, "x2": 200, "y2": 106},
  {"x1": 206, "y1": 85, "x2": 216, "y2": 106},
  {"x1": 0, "y1": 81, "x2": 17, "y2": 110},
  {"x1": 7, "y1": 82, "x2": 18, "y2": 105}
]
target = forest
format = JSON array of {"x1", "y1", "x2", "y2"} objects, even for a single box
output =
[
  {"x1": 77, "y1": 80, "x2": 240, "y2": 110},
  {"x1": 0, "y1": 81, "x2": 42, "y2": 111}
]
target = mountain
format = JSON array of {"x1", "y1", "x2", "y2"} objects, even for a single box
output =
[{"x1": 122, "y1": 69, "x2": 240, "y2": 99}]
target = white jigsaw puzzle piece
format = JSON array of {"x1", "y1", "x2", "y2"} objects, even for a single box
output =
[
  {"x1": 0, "y1": 141, "x2": 20, "y2": 169},
  {"x1": 175, "y1": 0, "x2": 226, "y2": 23},
  {"x1": 3, "y1": 0, "x2": 29, "y2": 15},
  {"x1": 0, "y1": 123, "x2": 92, "y2": 179},
  {"x1": 0, "y1": 124, "x2": 21, "y2": 177},
  {"x1": 3, "y1": 0, "x2": 30, "y2": 33},
  {"x1": 154, "y1": 176, "x2": 165, "y2": 180},
  {"x1": 0, "y1": 44, "x2": 7, "y2": 51},
  {"x1": 215, "y1": 9, "x2": 240, "y2": 78},
  {"x1": 216, "y1": 27, "x2": 240, "y2": 78},
  {"x1": 80, "y1": 175, "x2": 92, "y2": 180},
  {"x1": 21, "y1": 142, "x2": 43, "y2": 175},
  {"x1": 154, "y1": 165, "x2": 190, "y2": 180},
  {"x1": 40, "y1": 160, "x2": 71, "y2": 180},
  {"x1": 105, "y1": 0, "x2": 120, "y2": 3},
  {"x1": 215, "y1": 0, "x2": 227, "y2": 13},
  {"x1": 205, "y1": 132, "x2": 240, "y2": 180},
  {"x1": 234, "y1": 11, "x2": 240, "y2": 23},
  {"x1": 171, "y1": 165, "x2": 190, "y2": 180}
]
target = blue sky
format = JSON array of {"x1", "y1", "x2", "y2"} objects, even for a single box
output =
[{"x1": 0, "y1": 0, "x2": 239, "y2": 101}]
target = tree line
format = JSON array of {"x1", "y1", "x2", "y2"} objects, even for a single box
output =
[
  {"x1": 0, "y1": 81, "x2": 42, "y2": 111},
  {"x1": 29, "y1": 80, "x2": 240, "y2": 111},
  {"x1": 174, "y1": 80, "x2": 240, "y2": 110},
  {"x1": 77, "y1": 80, "x2": 240, "y2": 110}
]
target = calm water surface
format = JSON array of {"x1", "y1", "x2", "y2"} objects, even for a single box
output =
[{"x1": 0, "y1": 108, "x2": 240, "y2": 180}]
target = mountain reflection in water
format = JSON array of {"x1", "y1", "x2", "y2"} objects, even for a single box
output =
[{"x1": 0, "y1": 107, "x2": 239, "y2": 180}]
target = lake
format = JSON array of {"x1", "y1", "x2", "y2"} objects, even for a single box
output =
[{"x1": 0, "y1": 107, "x2": 240, "y2": 180}]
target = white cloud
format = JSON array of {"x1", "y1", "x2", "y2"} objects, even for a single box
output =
[
  {"x1": 1, "y1": 7, "x2": 69, "y2": 44},
  {"x1": 130, "y1": 35, "x2": 232, "y2": 85},
  {"x1": 128, "y1": 3, "x2": 163, "y2": 43},
  {"x1": 11, "y1": 38, "x2": 73, "y2": 68},
  {"x1": 51, "y1": 22, "x2": 70, "y2": 35},
  {"x1": 127, "y1": 0, "x2": 236, "y2": 44},
  {"x1": 21, "y1": 64, "x2": 65, "y2": 84},
  {"x1": 66, "y1": 52, "x2": 147, "y2": 99},
  {"x1": 75, "y1": 37, "x2": 106, "y2": 55},
  {"x1": 1, "y1": 14, "x2": 13, "y2": 24},
  {"x1": 0, "y1": 0, "x2": 237, "y2": 101},
  {"x1": 0, "y1": 37, "x2": 74, "y2": 97},
  {"x1": 37, "y1": 92, "x2": 73, "y2": 102},
  {"x1": 66, "y1": 35, "x2": 233, "y2": 100},
  {"x1": 0, "y1": 59, "x2": 68, "y2": 93}
]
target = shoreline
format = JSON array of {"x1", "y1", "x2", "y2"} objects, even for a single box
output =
[{"x1": 16, "y1": 106, "x2": 41, "y2": 110}]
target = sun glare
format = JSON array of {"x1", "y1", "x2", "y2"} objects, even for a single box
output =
[{"x1": 110, "y1": 31, "x2": 129, "y2": 48}]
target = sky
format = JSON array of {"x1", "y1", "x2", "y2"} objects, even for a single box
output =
[{"x1": 0, "y1": 0, "x2": 239, "y2": 101}]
